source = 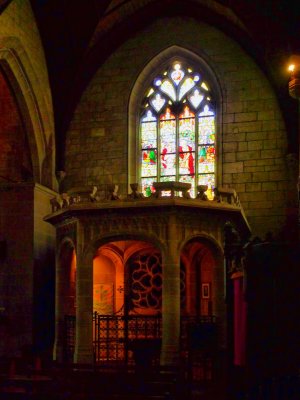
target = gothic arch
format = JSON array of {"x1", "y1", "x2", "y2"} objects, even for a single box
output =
[
  {"x1": 128, "y1": 45, "x2": 223, "y2": 192},
  {"x1": 180, "y1": 234, "x2": 225, "y2": 334},
  {"x1": 179, "y1": 232, "x2": 224, "y2": 256},
  {"x1": 87, "y1": 232, "x2": 167, "y2": 259},
  {"x1": 0, "y1": 37, "x2": 55, "y2": 187}
]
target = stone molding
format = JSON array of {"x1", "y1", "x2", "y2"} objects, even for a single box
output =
[{"x1": 49, "y1": 183, "x2": 244, "y2": 213}]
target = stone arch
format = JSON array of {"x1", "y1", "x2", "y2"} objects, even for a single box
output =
[
  {"x1": 0, "y1": 38, "x2": 55, "y2": 187},
  {"x1": 86, "y1": 232, "x2": 166, "y2": 316},
  {"x1": 128, "y1": 44, "x2": 224, "y2": 192},
  {"x1": 87, "y1": 231, "x2": 167, "y2": 259},
  {"x1": 180, "y1": 234, "x2": 225, "y2": 345},
  {"x1": 179, "y1": 232, "x2": 224, "y2": 256},
  {"x1": 87, "y1": 233, "x2": 166, "y2": 315},
  {"x1": 57, "y1": 236, "x2": 76, "y2": 258}
]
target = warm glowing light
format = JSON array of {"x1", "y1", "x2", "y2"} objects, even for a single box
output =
[{"x1": 288, "y1": 64, "x2": 295, "y2": 72}]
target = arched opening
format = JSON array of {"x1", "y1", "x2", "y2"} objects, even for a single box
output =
[
  {"x1": 0, "y1": 66, "x2": 33, "y2": 183},
  {"x1": 182, "y1": 240, "x2": 215, "y2": 317},
  {"x1": 128, "y1": 45, "x2": 223, "y2": 193},
  {"x1": 181, "y1": 236, "x2": 224, "y2": 319},
  {"x1": 139, "y1": 60, "x2": 216, "y2": 198},
  {"x1": 93, "y1": 239, "x2": 162, "y2": 364},
  {"x1": 90, "y1": 235, "x2": 224, "y2": 368},
  {"x1": 180, "y1": 236, "x2": 225, "y2": 380}
]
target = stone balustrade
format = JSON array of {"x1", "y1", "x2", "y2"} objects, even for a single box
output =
[
  {"x1": 152, "y1": 181, "x2": 191, "y2": 199},
  {"x1": 49, "y1": 182, "x2": 242, "y2": 213},
  {"x1": 214, "y1": 187, "x2": 241, "y2": 207}
]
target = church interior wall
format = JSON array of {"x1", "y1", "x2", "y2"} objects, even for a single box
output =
[
  {"x1": 65, "y1": 16, "x2": 290, "y2": 238},
  {"x1": 0, "y1": 0, "x2": 56, "y2": 359},
  {"x1": 0, "y1": 1, "x2": 298, "y2": 387},
  {"x1": 0, "y1": 0, "x2": 55, "y2": 189}
]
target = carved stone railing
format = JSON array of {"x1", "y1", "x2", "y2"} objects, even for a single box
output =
[
  {"x1": 50, "y1": 182, "x2": 243, "y2": 213},
  {"x1": 152, "y1": 181, "x2": 191, "y2": 199},
  {"x1": 214, "y1": 187, "x2": 241, "y2": 207}
]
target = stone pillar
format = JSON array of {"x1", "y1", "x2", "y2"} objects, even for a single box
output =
[
  {"x1": 161, "y1": 213, "x2": 181, "y2": 366},
  {"x1": 284, "y1": 153, "x2": 299, "y2": 242},
  {"x1": 288, "y1": 63, "x2": 300, "y2": 242},
  {"x1": 74, "y1": 247, "x2": 94, "y2": 364},
  {"x1": 53, "y1": 251, "x2": 65, "y2": 362}
]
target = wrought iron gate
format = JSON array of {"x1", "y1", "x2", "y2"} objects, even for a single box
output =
[
  {"x1": 93, "y1": 313, "x2": 162, "y2": 364},
  {"x1": 64, "y1": 314, "x2": 216, "y2": 367}
]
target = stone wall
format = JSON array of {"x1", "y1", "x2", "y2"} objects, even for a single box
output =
[
  {"x1": 0, "y1": 0, "x2": 55, "y2": 188},
  {"x1": 0, "y1": 0, "x2": 56, "y2": 358},
  {"x1": 0, "y1": 68, "x2": 33, "y2": 182},
  {"x1": 0, "y1": 184, "x2": 34, "y2": 357},
  {"x1": 65, "y1": 17, "x2": 289, "y2": 238}
]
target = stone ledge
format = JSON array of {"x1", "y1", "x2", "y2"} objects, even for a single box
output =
[{"x1": 47, "y1": 182, "x2": 246, "y2": 226}]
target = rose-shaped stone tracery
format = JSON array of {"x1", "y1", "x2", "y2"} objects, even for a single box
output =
[{"x1": 127, "y1": 253, "x2": 186, "y2": 311}]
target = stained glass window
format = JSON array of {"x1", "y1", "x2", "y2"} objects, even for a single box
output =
[{"x1": 140, "y1": 61, "x2": 216, "y2": 199}]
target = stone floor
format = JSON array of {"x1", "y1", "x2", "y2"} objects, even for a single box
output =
[{"x1": 1, "y1": 362, "x2": 299, "y2": 400}]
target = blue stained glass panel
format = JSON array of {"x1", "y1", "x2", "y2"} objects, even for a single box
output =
[
  {"x1": 141, "y1": 122, "x2": 157, "y2": 149},
  {"x1": 199, "y1": 105, "x2": 214, "y2": 116},
  {"x1": 151, "y1": 93, "x2": 166, "y2": 112},
  {"x1": 189, "y1": 89, "x2": 204, "y2": 109},
  {"x1": 141, "y1": 110, "x2": 156, "y2": 122}
]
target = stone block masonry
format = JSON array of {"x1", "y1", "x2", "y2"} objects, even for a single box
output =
[{"x1": 65, "y1": 17, "x2": 290, "y2": 238}]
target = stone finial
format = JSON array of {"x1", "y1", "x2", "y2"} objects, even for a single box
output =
[
  {"x1": 50, "y1": 196, "x2": 62, "y2": 212},
  {"x1": 129, "y1": 183, "x2": 144, "y2": 199},
  {"x1": 213, "y1": 187, "x2": 220, "y2": 202},
  {"x1": 61, "y1": 193, "x2": 71, "y2": 207},
  {"x1": 196, "y1": 185, "x2": 208, "y2": 200},
  {"x1": 90, "y1": 186, "x2": 98, "y2": 202},
  {"x1": 107, "y1": 184, "x2": 120, "y2": 200}
]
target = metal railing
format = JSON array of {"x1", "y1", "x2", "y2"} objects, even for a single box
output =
[{"x1": 64, "y1": 314, "x2": 216, "y2": 365}]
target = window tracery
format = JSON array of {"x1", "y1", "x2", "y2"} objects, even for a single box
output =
[{"x1": 140, "y1": 61, "x2": 216, "y2": 199}]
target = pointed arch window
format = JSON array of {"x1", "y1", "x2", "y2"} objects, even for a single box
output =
[{"x1": 140, "y1": 62, "x2": 216, "y2": 199}]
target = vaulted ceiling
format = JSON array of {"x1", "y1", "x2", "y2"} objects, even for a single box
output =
[{"x1": 5, "y1": 0, "x2": 300, "y2": 168}]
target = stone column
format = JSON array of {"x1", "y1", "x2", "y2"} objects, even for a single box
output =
[
  {"x1": 285, "y1": 153, "x2": 299, "y2": 243},
  {"x1": 74, "y1": 245, "x2": 94, "y2": 364},
  {"x1": 288, "y1": 63, "x2": 300, "y2": 242},
  {"x1": 161, "y1": 213, "x2": 181, "y2": 366},
  {"x1": 53, "y1": 251, "x2": 65, "y2": 362}
]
